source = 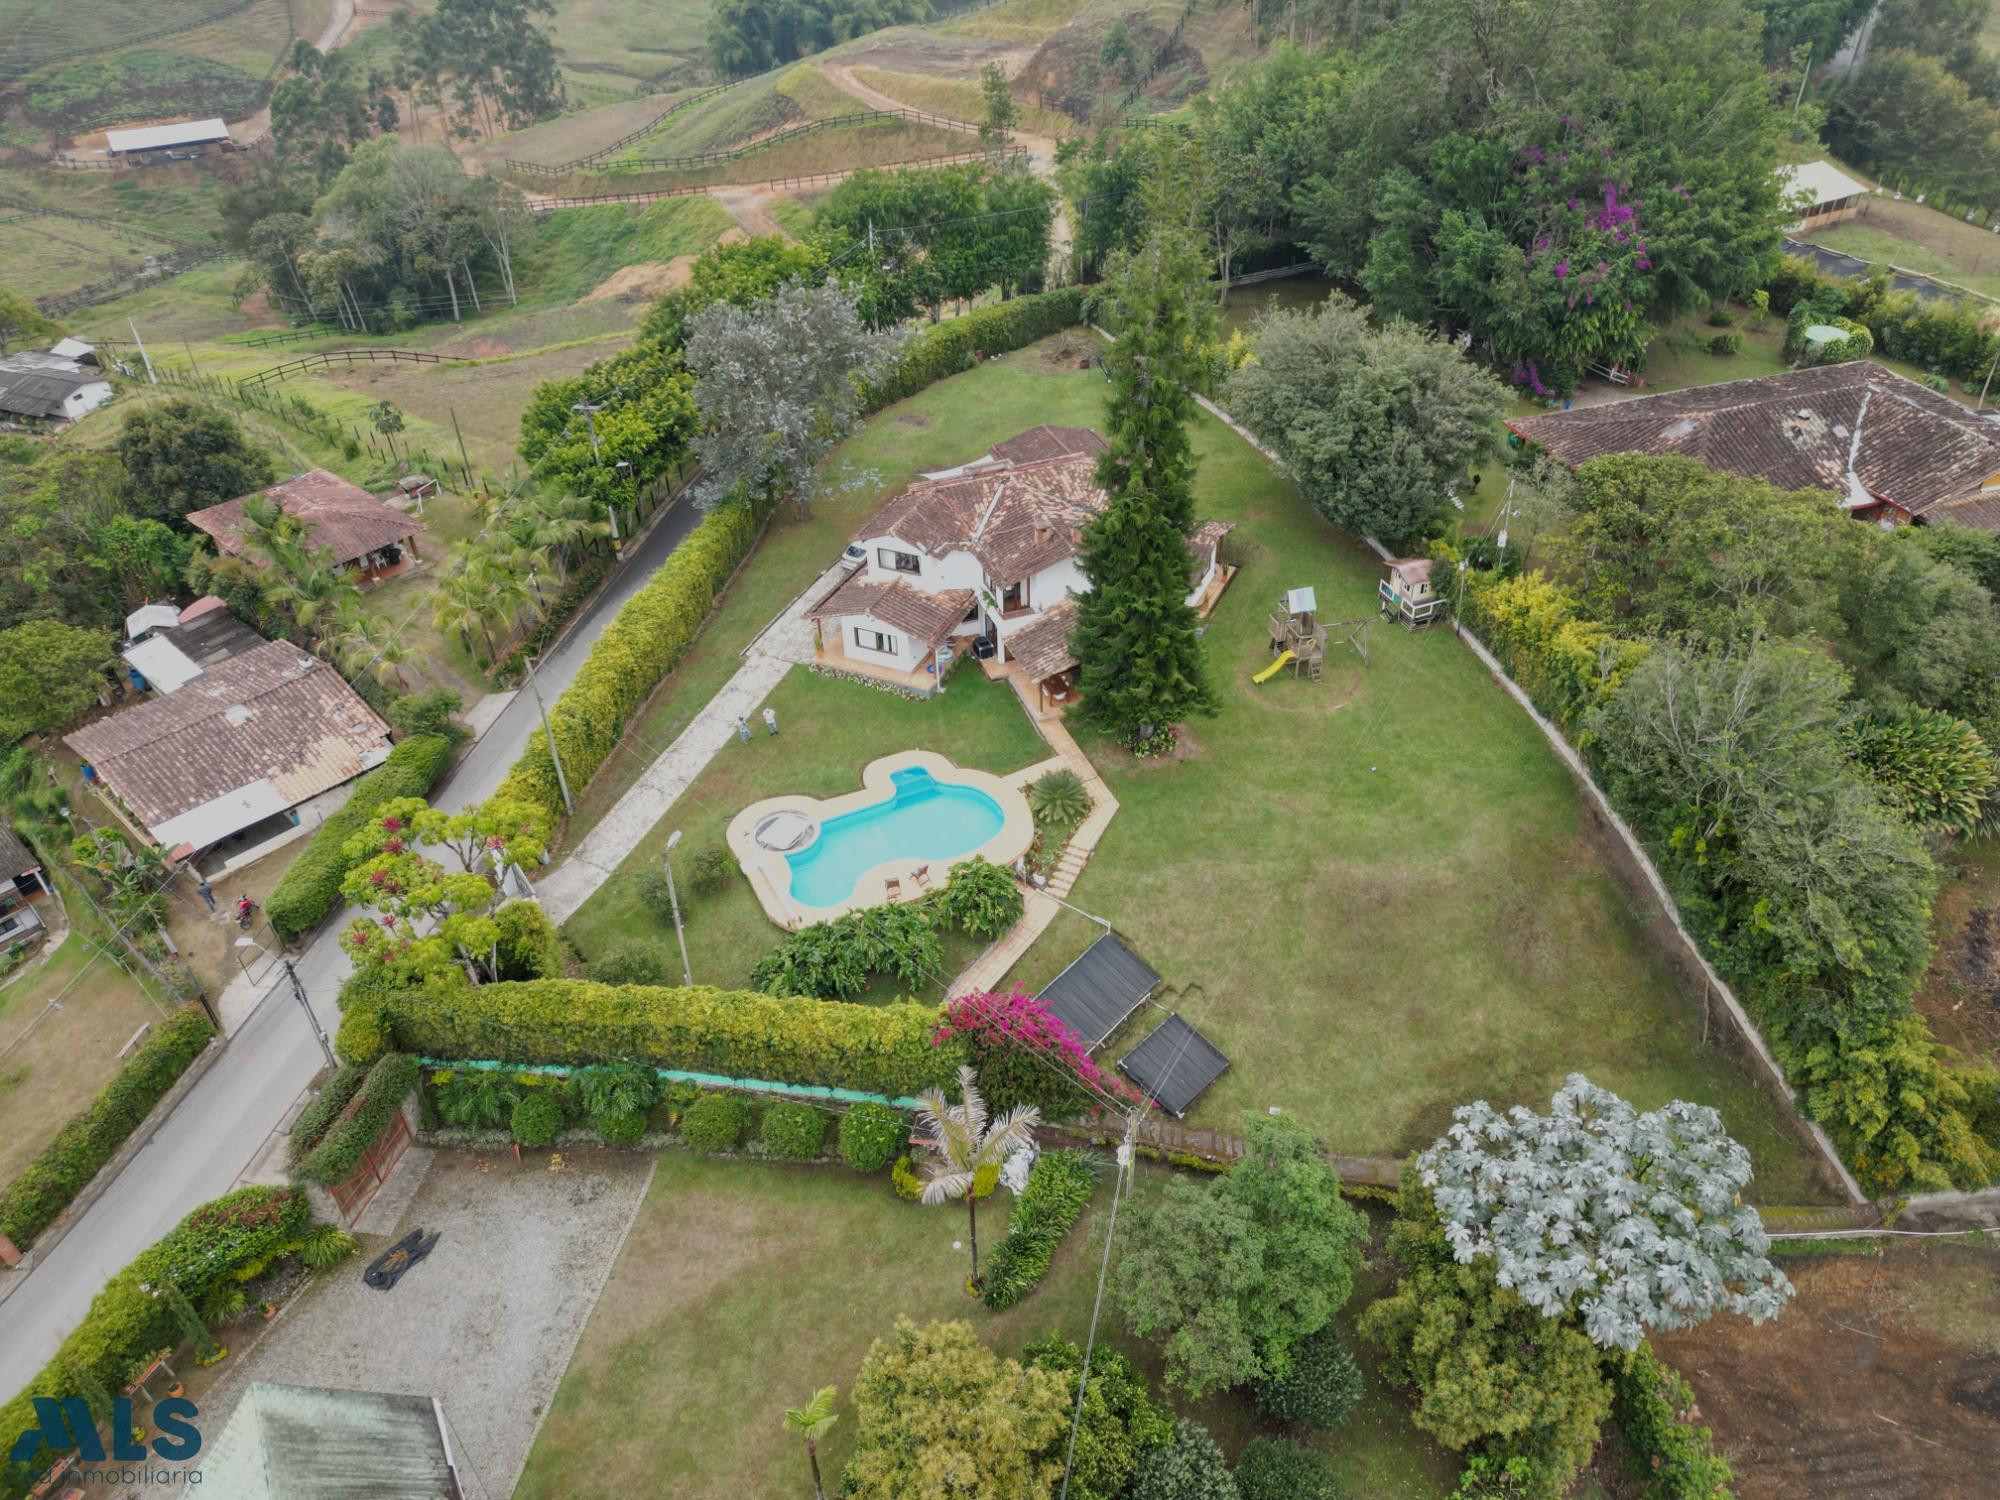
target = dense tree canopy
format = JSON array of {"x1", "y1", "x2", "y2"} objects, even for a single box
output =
[
  {"x1": 842, "y1": 1318, "x2": 1069, "y2": 1500},
  {"x1": 114, "y1": 401, "x2": 275, "y2": 527},
  {"x1": 0, "y1": 285, "x2": 61, "y2": 357},
  {"x1": 0, "y1": 620, "x2": 112, "y2": 742},
  {"x1": 708, "y1": 0, "x2": 931, "y2": 74},
  {"x1": 1228, "y1": 296, "x2": 1506, "y2": 547},
  {"x1": 0, "y1": 452, "x2": 190, "y2": 634},
  {"x1": 1116, "y1": 1114, "x2": 1366, "y2": 1396}
]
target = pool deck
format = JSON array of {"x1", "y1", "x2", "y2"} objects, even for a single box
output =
[{"x1": 726, "y1": 749, "x2": 1038, "y2": 930}]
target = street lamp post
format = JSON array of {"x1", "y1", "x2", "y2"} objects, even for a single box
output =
[
  {"x1": 663, "y1": 829, "x2": 692, "y2": 988},
  {"x1": 237, "y1": 939, "x2": 337, "y2": 1069}
]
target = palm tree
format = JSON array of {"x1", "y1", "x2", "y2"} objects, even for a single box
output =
[
  {"x1": 432, "y1": 565, "x2": 496, "y2": 662},
  {"x1": 262, "y1": 546, "x2": 359, "y2": 633},
  {"x1": 914, "y1": 1065, "x2": 1040, "y2": 1292},
  {"x1": 782, "y1": 1386, "x2": 838, "y2": 1500}
]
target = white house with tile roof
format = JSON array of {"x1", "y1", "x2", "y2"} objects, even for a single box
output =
[{"x1": 806, "y1": 426, "x2": 1234, "y2": 696}]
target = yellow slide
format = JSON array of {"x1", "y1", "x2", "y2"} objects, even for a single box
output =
[{"x1": 1253, "y1": 650, "x2": 1294, "y2": 684}]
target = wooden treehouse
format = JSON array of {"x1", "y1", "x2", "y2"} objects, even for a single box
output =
[{"x1": 1380, "y1": 558, "x2": 1448, "y2": 627}]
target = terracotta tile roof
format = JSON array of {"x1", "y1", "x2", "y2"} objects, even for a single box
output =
[
  {"x1": 186, "y1": 469, "x2": 425, "y2": 568},
  {"x1": 0, "y1": 823, "x2": 38, "y2": 880},
  {"x1": 1007, "y1": 597, "x2": 1079, "y2": 683},
  {"x1": 861, "y1": 452, "x2": 1110, "y2": 581},
  {"x1": 1510, "y1": 363, "x2": 2000, "y2": 522},
  {"x1": 987, "y1": 426, "x2": 1109, "y2": 466},
  {"x1": 806, "y1": 573, "x2": 974, "y2": 645},
  {"x1": 66, "y1": 641, "x2": 390, "y2": 836}
]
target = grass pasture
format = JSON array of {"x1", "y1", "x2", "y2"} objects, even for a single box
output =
[
  {"x1": 557, "y1": 336, "x2": 1830, "y2": 1203},
  {"x1": 564, "y1": 116, "x2": 972, "y2": 196},
  {"x1": 540, "y1": 0, "x2": 716, "y2": 99},
  {"x1": 0, "y1": 209, "x2": 179, "y2": 299},
  {"x1": 846, "y1": 64, "x2": 1076, "y2": 138},
  {"x1": 1804, "y1": 193, "x2": 2000, "y2": 301}
]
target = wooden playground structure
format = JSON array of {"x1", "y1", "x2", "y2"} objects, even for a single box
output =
[{"x1": 1255, "y1": 587, "x2": 1369, "y2": 684}]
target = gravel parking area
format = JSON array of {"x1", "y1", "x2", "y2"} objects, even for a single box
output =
[{"x1": 180, "y1": 1148, "x2": 655, "y2": 1498}]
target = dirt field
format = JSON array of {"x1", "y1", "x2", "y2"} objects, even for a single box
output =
[
  {"x1": 1655, "y1": 1240, "x2": 2000, "y2": 1499},
  {"x1": 1805, "y1": 193, "x2": 2000, "y2": 300},
  {"x1": 1914, "y1": 840, "x2": 2000, "y2": 1065}
]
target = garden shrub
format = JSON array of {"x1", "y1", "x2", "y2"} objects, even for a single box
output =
[
  {"x1": 761, "y1": 1100, "x2": 828, "y2": 1160},
  {"x1": 1609, "y1": 1342, "x2": 1733, "y2": 1499},
  {"x1": 285, "y1": 1063, "x2": 370, "y2": 1172},
  {"x1": 749, "y1": 902, "x2": 943, "y2": 998},
  {"x1": 354, "y1": 978, "x2": 963, "y2": 1097},
  {"x1": 493, "y1": 899, "x2": 564, "y2": 980},
  {"x1": 1459, "y1": 570, "x2": 1648, "y2": 731},
  {"x1": 596, "y1": 1108, "x2": 648, "y2": 1145},
  {"x1": 510, "y1": 1091, "x2": 564, "y2": 1148},
  {"x1": 1764, "y1": 256, "x2": 2000, "y2": 383},
  {"x1": 0, "y1": 1005, "x2": 213, "y2": 1250},
  {"x1": 0, "y1": 1187, "x2": 308, "y2": 1496},
  {"x1": 936, "y1": 987, "x2": 1136, "y2": 1117},
  {"x1": 1233, "y1": 1437, "x2": 1339, "y2": 1500},
  {"x1": 265, "y1": 733, "x2": 457, "y2": 941},
  {"x1": 1029, "y1": 768, "x2": 1091, "y2": 828},
  {"x1": 1130, "y1": 1419, "x2": 1239, "y2": 1500},
  {"x1": 584, "y1": 945, "x2": 668, "y2": 985},
  {"x1": 838, "y1": 1101, "x2": 906, "y2": 1173},
  {"x1": 681, "y1": 1091, "x2": 752, "y2": 1152},
  {"x1": 927, "y1": 855, "x2": 1025, "y2": 939},
  {"x1": 1706, "y1": 332, "x2": 1740, "y2": 356},
  {"x1": 1252, "y1": 1322, "x2": 1363, "y2": 1431},
  {"x1": 1023, "y1": 1336, "x2": 1174, "y2": 1500},
  {"x1": 686, "y1": 844, "x2": 737, "y2": 897},
  {"x1": 891, "y1": 1153, "x2": 926, "y2": 1201},
  {"x1": 635, "y1": 867, "x2": 678, "y2": 924},
  {"x1": 981, "y1": 1150, "x2": 1099, "y2": 1310},
  {"x1": 293, "y1": 1055, "x2": 420, "y2": 1187}
]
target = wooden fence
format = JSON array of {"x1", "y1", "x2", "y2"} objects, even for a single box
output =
[
  {"x1": 36, "y1": 246, "x2": 235, "y2": 317},
  {"x1": 503, "y1": 73, "x2": 761, "y2": 177},
  {"x1": 527, "y1": 147, "x2": 1019, "y2": 213},
  {"x1": 236, "y1": 347, "x2": 459, "y2": 389}
]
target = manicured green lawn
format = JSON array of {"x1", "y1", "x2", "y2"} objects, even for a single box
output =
[
  {"x1": 561, "y1": 336, "x2": 1832, "y2": 1201},
  {"x1": 514, "y1": 1153, "x2": 1462, "y2": 1500},
  {"x1": 561, "y1": 665, "x2": 1049, "y2": 998}
]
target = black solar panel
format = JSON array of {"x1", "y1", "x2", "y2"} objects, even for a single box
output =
[
  {"x1": 1118, "y1": 1014, "x2": 1230, "y2": 1118},
  {"x1": 1037, "y1": 933, "x2": 1159, "y2": 1049}
]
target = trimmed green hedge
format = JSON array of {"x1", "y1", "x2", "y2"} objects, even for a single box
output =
[
  {"x1": 1609, "y1": 1343, "x2": 1733, "y2": 1498},
  {"x1": 980, "y1": 1149, "x2": 1099, "y2": 1310},
  {"x1": 495, "y1": 498, "x2": 764, "y2": 821},
  {"x1": 293, "y1": 1054, "x2": 421, "y2": 1187},
  {"x1": 859, "y1": 287, "x2": 1089, "y2": 410},
  {"x1": 285, "y1": 1063, "x2": 370, "y2": 1172},
  {"x1": 338, "y1": 978, "x2": 965, "y2": 1098},
  {"x1": 266, "y1": 733, "x2": 458, "y2": 941},
  {"x1": 0, "y1": 1186, "x2": 308, "y2": 1499},
  {"x1": 0, "y1": 1005, "x2": 213, "y2": 1251}
]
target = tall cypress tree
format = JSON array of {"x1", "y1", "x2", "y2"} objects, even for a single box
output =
[{"x1": 1073, "y1": 224, "x2": 1218, "y2": 746}]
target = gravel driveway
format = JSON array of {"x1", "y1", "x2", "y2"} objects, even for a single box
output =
[{"x1": 177, "y1": 1148, "x2": 655, "y2": 1498}]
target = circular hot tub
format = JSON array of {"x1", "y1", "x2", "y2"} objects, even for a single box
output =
[{"x1": 753, "y1": 810, "x2": 818, "y2": 852}]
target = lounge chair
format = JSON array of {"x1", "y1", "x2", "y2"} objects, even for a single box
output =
[
  {"x1": 884, "y1": 877, "x2": 903, "y2": 901},
  {"x1": 911, "y1": 864, "x2": 932, "y2": 888}
]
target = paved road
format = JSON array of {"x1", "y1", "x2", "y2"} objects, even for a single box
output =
[{"x1": 0, "y1": 497, "x2": 707, "y2": 1400}]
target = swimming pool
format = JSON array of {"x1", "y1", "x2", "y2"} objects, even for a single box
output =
[
  {"x1": 727, "y1": 751, "x2": 1037, "y2": 929},
  {"x1": 787, "y1": 767, "x2": 1004, "y2": 908}
]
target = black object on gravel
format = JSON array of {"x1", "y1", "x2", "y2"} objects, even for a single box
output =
[{"x1": 364, "y1": 1228, "x2": 441, "y2": 1290}]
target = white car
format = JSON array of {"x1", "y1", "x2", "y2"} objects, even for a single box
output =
[{"x1": 839, "y1": 543, "x2": 866, "y2": 572}]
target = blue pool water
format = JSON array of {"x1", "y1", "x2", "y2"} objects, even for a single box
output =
[{"x1": 787, "y1": 767, "x2": 1004, "y2": 908}]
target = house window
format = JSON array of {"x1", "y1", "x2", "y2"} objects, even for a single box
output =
[
  {"x1": 877, "y1": 548, "x2": 921, "y2": 575},
  {"x1": 1002, "y1": 580, "x2": 1029, "y2": 614},
  {"x1": 855, "y1": 628, "x2": 898, "y2": 654}
]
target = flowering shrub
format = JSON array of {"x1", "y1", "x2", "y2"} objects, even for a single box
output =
[{"x1": 936, "y1": 987, "x2": 1144, "y2": 1115}]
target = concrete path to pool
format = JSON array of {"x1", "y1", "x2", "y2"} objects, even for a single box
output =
[{"x1": 534, "y1": 562, "x2": 844, "y2": 925}]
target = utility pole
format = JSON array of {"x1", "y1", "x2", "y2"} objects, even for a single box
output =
[
  {"x1": 663, "y1": 829, "x2": 692, "y2": 987},
  {"x1": 569, "y1": 399, "x2": 605, "y2": 463},
  {"x1": 522, "y1": 652, "x2": 575, "y2": 816},
  {"x1": 449, "y1": 404, "x2": 473, "y2": 483},
  {"x1": 1977, "y1": 347, "x2": 1999, "y2": 412},
  {"x1": 128, "y1": 320, "x2": 156, "y2": 384},
  {"x1": 282, "y1": 958, "x2": 338, "y2": 1070}
]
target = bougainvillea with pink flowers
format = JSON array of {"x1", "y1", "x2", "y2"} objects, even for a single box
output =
[{"x1": 935, "y1": 986, "x2": 1147, "y2": 1114}]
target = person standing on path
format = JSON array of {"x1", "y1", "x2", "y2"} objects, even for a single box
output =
[
  {"x1": 196, "y1": 879, "x2": 215, "y2": 912},
  {"x1": 737, "y1": 715, "x2": 752, "y2": 745},
  {"x1": 762, "y1": 707, "x2": 778, "y2": 737}
]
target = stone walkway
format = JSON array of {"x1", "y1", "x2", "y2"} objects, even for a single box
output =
[
  {"x1": 534, "y1": 563, "x2": 842, "y2": 924},
  {"x1": 951, "y1": 668, "x2": 1120, "y2": 994}
]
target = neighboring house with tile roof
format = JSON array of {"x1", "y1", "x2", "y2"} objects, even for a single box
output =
[
  {"x1": 1508, "y1": 362, "x2": 2000, "y2": 530},
  {"x1": 187, "y1": 469, "x2": 427, "y2": 585},
  {"x1": 807, "y1": 427, "x2": 1234, "y2": 696},
  {"x1": 67, "y1": 638, "x2": 391, "y2": 865},
  {"x1": 0, "y1": 822, "x2": 50, "y2": 952},
  {"x1": 0, "y1": 349, "x2": 111, "y2": 423}
]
